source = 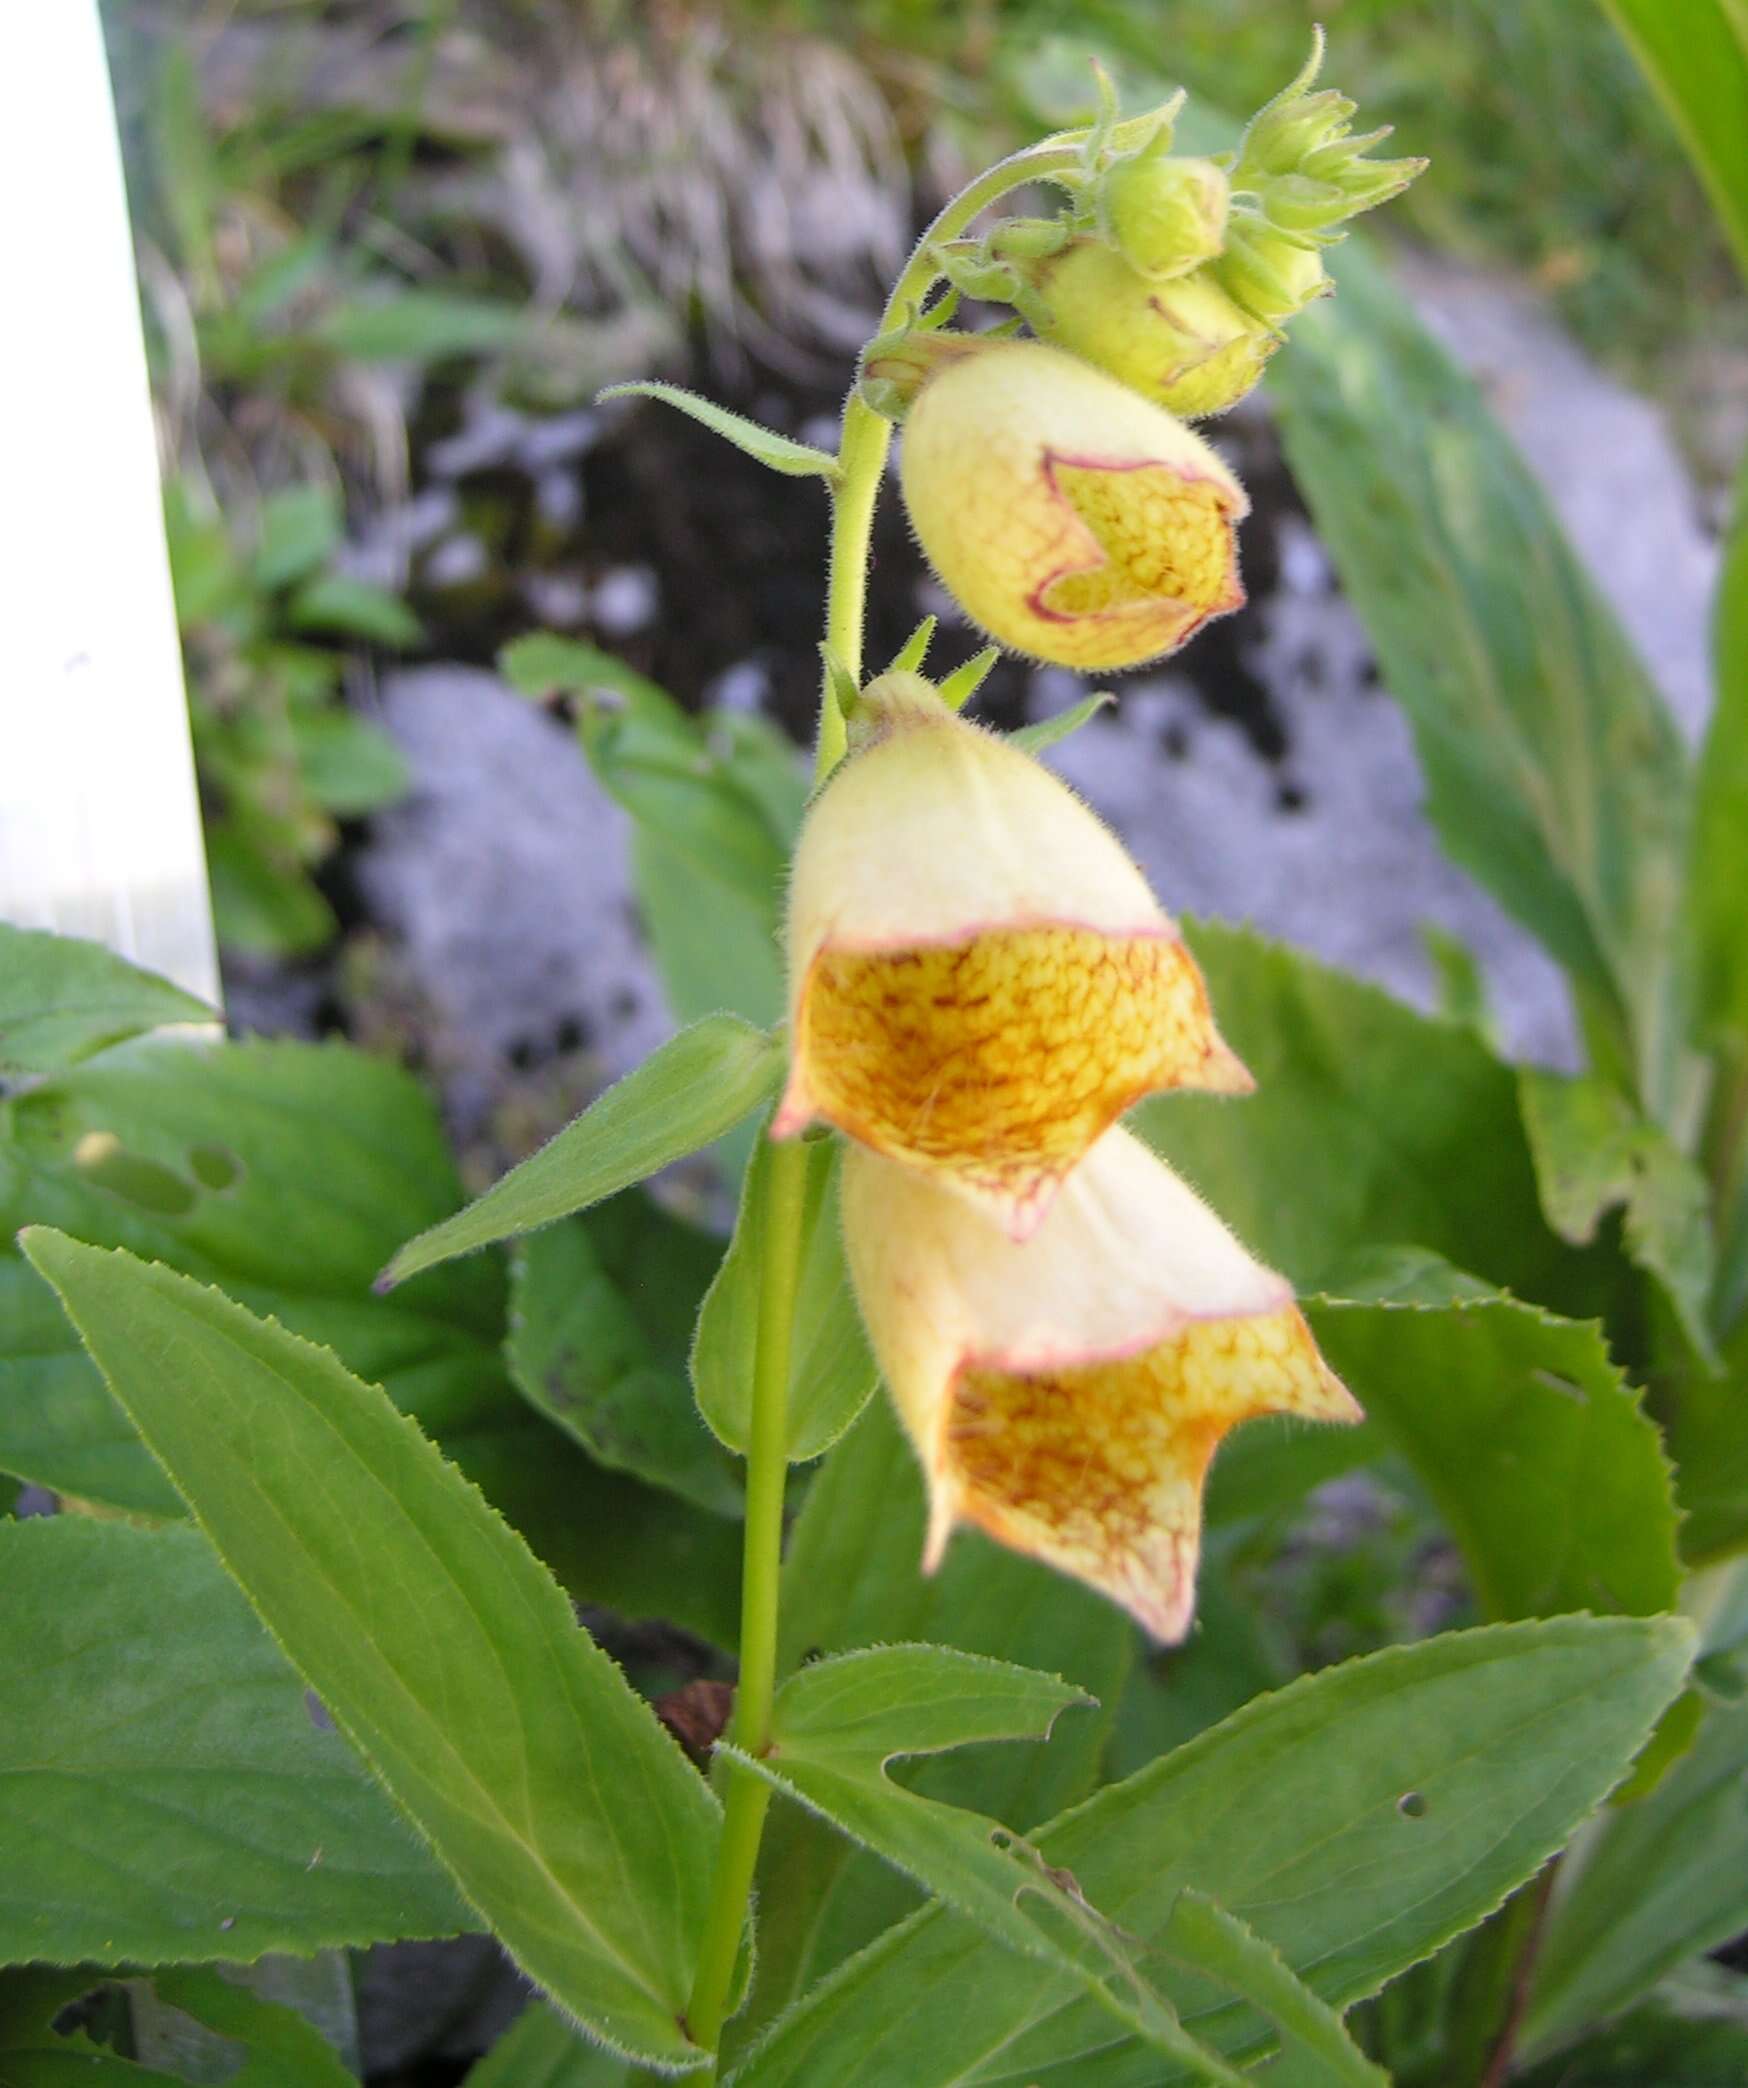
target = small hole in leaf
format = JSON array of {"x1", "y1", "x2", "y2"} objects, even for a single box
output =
[
  {"x1": 72, "y1": 1133, "x2": 196, "y2": 1217},
  {"x1": 1398, "y1": 1791, "x2": 1428, "y2": 1819},
  {"x1": 188, "y1": 1143, "x2": 242, "y2": 1192}
]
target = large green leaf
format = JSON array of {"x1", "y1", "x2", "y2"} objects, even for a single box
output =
[
  {"x1": 1518, "y1": 1067, "x2": 1717, "y2": 1359},
  {"x1": 125, "y1": 1967, "x2": 357, "y2": 2086},
  {"x1": 1136, "y1": 921, "x2": 1603, "y2": 1313},
  {"x1": 1600, "y1": 0, "x2": 1748, "y2": 284},
  {"x1": 507, "y1": 1194, "x2": 738, "y2": 1515},
  {"x1": 0, "y1": 1036, "x2": 737, "y2": 1636},
  {"x1": 632, "y1": 829, "x2": 784, "y2": 1034},
  {"x1": 735, "y1": 1398, "x2": 1135, "y2": 2056},
  {"x1": 1523, "y1": 1687, "x2": 1748, "y2": 2054},
  {"x1": 1664, "y1": 1316, "x2": 1748, "y2": 1566},
  {"x1": 0, "y1": 1038, "x2": 503, "y2": 1518},
  {"x1": 692, "y1": 1128, "x2": 876, "y2": 1462},
  {"x1": 729, "y1": 1617, "x2": 1692, "y2": 2086},
  {"x1": 0, "y1": 925, "x2": 213, "y2": 1075},
  {"x1": 0, "y1": 1518, "x2": 466, "y2": 1964},
  {"x1": 1309, "y1": 1297, "x2": 1681, "y2": 1621},
  {"x1": 23, "y1": 1232, "x2": 720, "y2": 2074},
  {"x1": 382, "y1": 1014, "x2": 782, "y2": 1287},
  {"x1": 728, "y1": 1647, "x2": 1246, "y2": 2087},
  {"x1": 1268, "y1": 242, "x2": 1691, "y2": 1118},
  {"x1": 1691, "y1": 452, "x2": 1748, "y2": 1051}
]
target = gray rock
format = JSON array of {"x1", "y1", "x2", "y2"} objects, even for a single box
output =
[{"x1": 355, "y1": 668, "x2": 670, "y2": 1134}]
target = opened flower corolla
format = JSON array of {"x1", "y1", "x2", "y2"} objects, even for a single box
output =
[
  {"x1": 841, "y1": 1124, "x2": 1360, "y2": 1640},
  {"x1": 898, "y1": 340, "x2": 1247, "y2": 670},
  {"x1": 774, "y1": 670, "x2": 1249, "y2": 1237}
]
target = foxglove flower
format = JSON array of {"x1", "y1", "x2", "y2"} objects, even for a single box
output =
[
  {"x1": 774, "y1": 671, "x2": 1249, "y2": 1237},
  {"x1": 898, "y1": 341, "x2": 1247, "y2": 670},
  {"x1": 841, "y1": 1125, "x2": 1359, "y2": 1639}
]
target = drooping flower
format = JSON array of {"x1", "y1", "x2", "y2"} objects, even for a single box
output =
[
  {"x1": 840, "y1": 1124, "x2": 1360, "y2": 1640},
  {"x1": 774, "y1": 670, "x2": 1249, "y2": 1237},
  {"x1": 898, "y1": 340, "x2": 1247, "y2": 670}
]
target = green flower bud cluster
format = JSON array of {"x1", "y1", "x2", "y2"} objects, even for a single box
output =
[{"x1": 908, "y1": 33, "x2": 1423, "y2": 427}]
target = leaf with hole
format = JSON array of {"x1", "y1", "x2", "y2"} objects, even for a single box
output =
[
  {"x1": 23, "y1": 1230, "x2": 722, "y2": 2073},
  {"x1": 1308, "y1": 1295, "x2": 1681, "y2": 1622},
  {"x1": 729, "y1": 1617, "x2": 1693, "y2": 2086},
  {"x1": 0, "y1": 1036, "x2": 740, "y2": 1642},
  {"x1": 1519, "y1": 1067, "x2": 1717, "y2": 1361},
  {"x1": 0, "y1": 925, "x2": 213, "y2": 1075},
  {"x1": 727, "y1": 1646, "x2": 1251, "y2": 2085}
]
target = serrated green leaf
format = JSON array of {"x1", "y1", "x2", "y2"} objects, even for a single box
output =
[
  {"x1": 466, "y1": 2003, "x2": 640, "y2": 2084},
  {"x1": 0, "y1": 1037, "x2": 739, "y2": 1641},
  {"x1": 1665, "y1": 1317, "x2": 1748, "y2": 1565},
  {"x1": 735, "y1": 1399, "x2": 1134, "y2": 2059},
  {"x1": 598, "y1": 382, "x2": 840, "y2": 481},
  {"x1": 692, "y1": 1127, "x2": 876, "y2": 1462},
  {"x1": 1524, "y1": 1687, "x2": 1748, "y2": 2055},
  {"x1": 127, "y1": 1966, "x2": 356, "y2": 2085},
  {"x1": 728, "y1": 1647, "x2": 1245, "y2": 2086},
  {"x1": 1600, "y1": 0, "x2": 1748, "y2": 284},
  {"x1": 0, "y1": 1519, "x2": 466, "y2": 1963},
  {"x1": 508, "y1": 1195, "x2": 739, "y2": 1515},
  {"x1": 1269, "y1": 241, "x2": 1691, "y2": 1119},
  {"x1": 1158, "y1": 1892, "x2": 1385, "y2": 2088},
  {"x1": 383, "y1": 1014, "x2": 783, "y2": 1286},
  {"x1": 729, "y1": 1617, "x2": 1693, "y2": 2087},
  {"x1": 1309, "y1": 1297, "x2": 1681, "y2": 1621},
  {"x1": 21, "y1": 1231, "x2": 720, "y2": 2074},
  {"x1": 1519, "y1": 1067, "x2": 1717, "y2": 1361},
  {"x1": 1135, "y1": 920, "x2": 1604, "y2": 1314},
  {"x1": 1009, "y1": 691, "x2": 1113, "y2": 755},
  {"x1": 0, "y1": 925, "x2": 213, "y2": 1075},
  {"x1": 0, "y1": 1038, "x2": 505, "y2": 1519}
]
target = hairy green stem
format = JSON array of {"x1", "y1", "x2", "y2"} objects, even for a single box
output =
[
  {"x1": 685, "y1": 1134, "x2": 808, "y2": 2064},
  {"x1": 814, "y1": 125, "x2": 1112, "y2": 778},
  {"x1": 689, "y1": 112, "x2": 1130, "y2": 2065}
]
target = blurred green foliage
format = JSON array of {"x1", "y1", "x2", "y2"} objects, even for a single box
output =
[{"x1": 810, "y1": 0, "x2": 1742, "y2": 378}]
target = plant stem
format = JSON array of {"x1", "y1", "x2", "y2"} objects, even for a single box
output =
[
  {"x1": 813, "y1": 125, "x2": 1112, "y2": 779},
  {"x1": 688, "y1": 108, "x2": 1133, "y2": 2064},
  {"x1": 685, "y1": 1134, "x2": 808, "y2": 2065}
]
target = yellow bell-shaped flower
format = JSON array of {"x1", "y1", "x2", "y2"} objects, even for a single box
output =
[
  {"x1": 774, "y1": 671, "x2": 1249, "y2": 1237},
  {"x1": 841, "y1": 1124, "x2": 1360, "y2": 1640},
  {"x1": 899, "y1": 340, "x2": 1248, "y2": 671}
]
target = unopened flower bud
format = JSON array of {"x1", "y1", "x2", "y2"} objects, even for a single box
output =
[
  {"x1": 1214, "y1": 216, "x2": 1330, "y2": 329},
  {"x1": 1244, "y1": 87, "x2": 1357, "y2": 179},
  {"x1": 1101, "y1": 150, "x2": 1229, "y2": 282},
  {"x1": 1033, "y1": 240, "x2": 1276, "y2": 420},
  {"x1": 776, "y1": 670, "x2": 1250, "y2": 1238},
  {"x1": 899, "y1": 339, "x2": 1248, "y2": 670},
  {"x1": 842, "y1": 1126, "x2": 1360, "y2": 1639}
]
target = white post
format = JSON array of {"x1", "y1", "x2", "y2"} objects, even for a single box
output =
[{"x1": 0, "y1": 0, "x2": 221, "y2": 1010}]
